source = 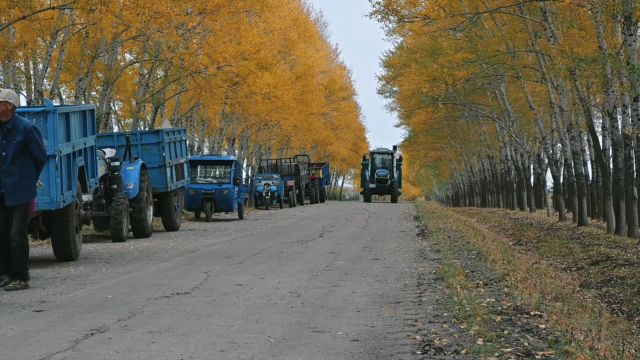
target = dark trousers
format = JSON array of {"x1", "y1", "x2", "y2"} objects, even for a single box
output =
[{"x1": 0, "y1": 195, "x2": 30, "y2": 281}]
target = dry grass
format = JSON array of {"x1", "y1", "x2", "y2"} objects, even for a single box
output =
[{"x1": 416, "y1": 201, "x2": 640, "y2": 359}]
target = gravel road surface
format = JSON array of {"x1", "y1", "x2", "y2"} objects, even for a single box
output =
[{"x1": 0, "y1": 201, "x2": 431, "y2": 360}]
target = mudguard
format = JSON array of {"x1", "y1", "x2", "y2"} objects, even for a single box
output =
[{"x1": 121, "y1": 159, "x2": 145, "y2": 200}]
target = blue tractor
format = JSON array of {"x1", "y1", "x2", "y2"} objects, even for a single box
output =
[
  {"x1": 361, "y1": 146, "x2": 403, "y2": 203},
  {"x1": 184, "y1": 155, "x2": 249, "y2": 222},
  {"x1": 253, "y1": 173, "x2": 285, "y2": 210},
  {"x1": 309, "y1": 162, "x2": 331, "y2": 204},
  {"x1": 96, "y1": 129, "x2": 189, "y2": 237}
]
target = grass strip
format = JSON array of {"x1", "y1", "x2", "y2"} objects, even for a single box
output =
[{"x1": 416, "y1": 200, "x2": 639, "y2": 359}]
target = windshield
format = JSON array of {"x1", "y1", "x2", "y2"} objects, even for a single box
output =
[
  {"x1": 372, "y1": 153, "x2": 393, "y2": 171},
  {"x1": 190, "y1": 163, "x2": 232, "y2": 184},
  {"x1": 256, "y1": 174, "x2": 280, "y2": 185},
  {"x1": 310, "y1": 168, "x2": 323, "y2": 177}
]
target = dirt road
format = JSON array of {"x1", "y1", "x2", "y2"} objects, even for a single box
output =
[{"x1": 1, "y1": 202, "x2": 432, "y2": 360}]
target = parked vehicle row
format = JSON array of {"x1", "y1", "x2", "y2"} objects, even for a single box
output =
[
  {"x1": 21, "y1": 102, "x2": 330, "y2": 262},
  {"x1": 256, "y1": 154, "x2": 331, "y2": 210}
]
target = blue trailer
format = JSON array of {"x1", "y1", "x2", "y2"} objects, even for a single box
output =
[
  {"x1": 309, "y1": 162, "x2": 331, "y2": 203},
  {"x1": 259, "y1": 155, "x2": 309, "y2": 207},
  {"x1": 184, "y1": 155, "x2": 249, "y2": 221},
  {"x1": 96, "y1": 129, "x2": 189, "y2": 236},
  {"x1": 18, "y1": 101, "x2": 100, "y2": 261}
]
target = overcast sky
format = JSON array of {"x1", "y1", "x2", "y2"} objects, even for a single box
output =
[{"x1": 305, "y1": 0, "x2": 404, "y2": 150}]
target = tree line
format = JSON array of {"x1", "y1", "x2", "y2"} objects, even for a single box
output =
[
  {"x1": 0, "y1": 0, "x2": 369, "y2": 191},
  {"x1": 372, "y1": 0, "x2": 640, "y2": 238}
]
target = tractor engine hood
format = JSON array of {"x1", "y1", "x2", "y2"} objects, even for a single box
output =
[
  {"x1": 374, "y1": 168, "x2": 390, "y2": 185},
  {"x1": 375, "y1": 168, "x2": 390, "y2": 178}
]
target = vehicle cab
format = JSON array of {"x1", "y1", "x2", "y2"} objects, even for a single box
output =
[
  {"x1": 184, "y1": 155, "x2": 248, "y2": 221},
  {"x1": 254, "y1": 173, "x2": 285, "y2": 210}
]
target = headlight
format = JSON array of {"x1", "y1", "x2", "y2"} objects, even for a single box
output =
[{"x1": 222, "y1": 189, "x2": 229, "y2": 195}]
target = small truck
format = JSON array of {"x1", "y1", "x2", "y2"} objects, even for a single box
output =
[
  {"x1": 184, "y1": 155, "x2": 248, "y2": 221},
  {"x1": 361, "y1": 146, "x2": 403, "y2": 203}
]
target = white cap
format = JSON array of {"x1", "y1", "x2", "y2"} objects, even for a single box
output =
[{"x1": 0, "y1": 89, "x2": 20, "y2": 107}]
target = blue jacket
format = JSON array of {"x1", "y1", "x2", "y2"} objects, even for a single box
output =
[{"x1": 0, "y1": 113, "x2": 47, "y2": 206}]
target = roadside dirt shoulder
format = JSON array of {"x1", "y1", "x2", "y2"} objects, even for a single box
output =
[{"x1": 412, "y1": 201, "x2": 606, "y2": 359}]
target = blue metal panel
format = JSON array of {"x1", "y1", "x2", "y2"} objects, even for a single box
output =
[
  {"x1": 96, "y1": 129, "x2": 189, "y2": 194},
  {"x1": 16, "y1": 101, "x2": 98, "y2": 211},
  {"x1": 184, "y1": 184, "x2": 236, "y2": 212},
  {"x1": 121, "y1": 159, "x2": 144, "y2": 200}
]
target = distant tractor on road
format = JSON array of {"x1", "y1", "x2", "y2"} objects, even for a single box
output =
[
  {"x1": 360, "y1": 146, "x2": 403, "y2": 203},
  {"x1": 309, "y1": 162, "x2": 331, "y2": 203}
]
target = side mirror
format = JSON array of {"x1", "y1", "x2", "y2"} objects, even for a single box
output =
[{"x1": 234, "y1": 178, "x2": 241, "y2": 186}]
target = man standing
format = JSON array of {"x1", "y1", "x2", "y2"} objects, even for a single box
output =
[{"x1": 0, "y1": 89, "x2": 46, "y2": 291}]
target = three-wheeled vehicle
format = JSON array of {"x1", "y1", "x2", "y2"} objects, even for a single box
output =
[
  {"x1": 184, "y1": 155, "x2": 249, "y2": 221},
  {"x1": 253, "y1": 173, "x2": 284, "y2": 210}
]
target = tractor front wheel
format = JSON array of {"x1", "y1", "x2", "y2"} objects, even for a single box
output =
[
  {"x1": 203, "y1": 202, "x2": 213, "y2": 222},
  {"x1": 109, "y1": 195, "x2": 129, "y2": 243},
  {"x1": 238, "y1": 201, "x2": 245, "y2": 219},
  {"x1": 363, "y1": 188, "x2": 372, "y2": 203},
  {"x1": 391, "y1": 182, "x2": 399, "y2": 203}
]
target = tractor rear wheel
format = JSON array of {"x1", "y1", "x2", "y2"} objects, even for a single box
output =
[
  {"x1": 279, "y1": 195, "x2": 284, "y2": 209},
  {"x1": 130, "y1": 170, "x2": 153, "y2": 238},
  {"x1": 51, "y1": 184, "x2": 83, "y2": 261},
  {"x1": 160, "y1": 188, "x2": 184, "y2": 231}
]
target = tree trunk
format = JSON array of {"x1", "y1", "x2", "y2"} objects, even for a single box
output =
[
  {"x1": 570, "y1": 68, "x2": 615, "y2": 232},
  {"x1": 569, "y1": 124, "x2": 588, "y2": 226}
]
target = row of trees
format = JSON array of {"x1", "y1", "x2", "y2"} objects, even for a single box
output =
[
  {"x1": 372, "y1": 0, "x2": 640, "y2": 238},
  {"x1": 0, "y1": 0, "x2": 369, "y2": 185}
]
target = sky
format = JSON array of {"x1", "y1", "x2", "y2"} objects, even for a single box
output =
[{"x1": 305, "y1": 0, "x2": 404, "y2": 150}]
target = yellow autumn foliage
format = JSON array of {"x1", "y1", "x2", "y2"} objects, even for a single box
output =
[{"x1": 0, "y1": 0, "x2": 368, "y2": 178}]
